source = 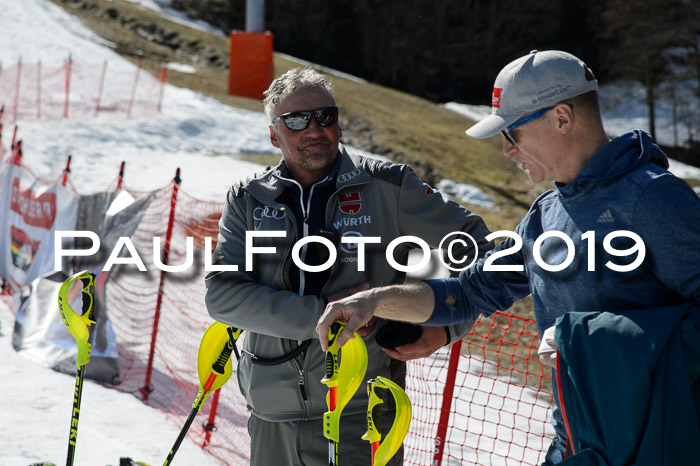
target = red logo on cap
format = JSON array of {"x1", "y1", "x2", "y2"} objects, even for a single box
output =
[{"x1": 492, "y1": 87, "x2": 503, "y2": 108}]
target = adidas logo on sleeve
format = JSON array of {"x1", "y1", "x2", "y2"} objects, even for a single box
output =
[{"x1": 596, "y1": 209, "x2": 615, "y2": 223}]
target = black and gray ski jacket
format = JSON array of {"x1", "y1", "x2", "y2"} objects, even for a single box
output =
[{"x1": 205, "y1": 147, "x2": 493, "y2": 422}]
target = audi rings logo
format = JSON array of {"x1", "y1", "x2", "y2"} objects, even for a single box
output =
[
  {"x1": 253, "y1": 206, "x2": 285, "y2": 221},
  {"x1": 337, "y1": 168, "x2": 361, "y2": 184},
  {"x1": 253, "y1": 206, "x2": 285, "y2": 230}
]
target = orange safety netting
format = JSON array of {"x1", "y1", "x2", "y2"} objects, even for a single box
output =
[
  {"x1": 2, "y1": 156, "x2": 555, "y2": 465},
  {"x1": 0, "y1": 59, "x2": 166, "y2": 123},
  {"x1": 105, "y1": 180, "x2": 555, "y2": 465}
]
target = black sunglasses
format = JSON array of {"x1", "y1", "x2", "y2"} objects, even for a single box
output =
[{"x1": 272, "y1": 106, "x2": 339, "y2": 131}]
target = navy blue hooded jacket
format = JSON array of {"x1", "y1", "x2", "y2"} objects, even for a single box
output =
[
  {"x1": 425, "y1": 129, "x2": 700, "y2": 331},
  {"x1": 424, "y1": 129, "x2": 700, "y2": 442}
]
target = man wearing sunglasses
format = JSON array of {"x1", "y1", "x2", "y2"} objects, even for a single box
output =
[
  {"x1": 206, "y1": 67, "x2": 494, "y2": 465},
  {"x1": 317, "y1": 50, "x2": 700, "y2": 465}
]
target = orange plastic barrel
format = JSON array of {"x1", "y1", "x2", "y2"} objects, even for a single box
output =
[{"x1": 228, "y1": 31, "x2": 274, "y2": 100}]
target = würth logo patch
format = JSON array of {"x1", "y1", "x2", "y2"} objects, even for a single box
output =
[
  {"x1": 492, "y1": 87, "x2": 503, "y2": 108},
  {"x1": 338, "y1": 192, "x2": 361, "y2": 214}
]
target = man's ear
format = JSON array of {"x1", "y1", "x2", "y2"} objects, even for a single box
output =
[
  {"x1": 269, "y1": 125, "x2": 280, "y2": 148},
  {"x1": 556, "y1": 103, "x2": 575, "y2": 135}
]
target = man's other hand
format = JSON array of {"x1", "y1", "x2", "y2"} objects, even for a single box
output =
[{"x1": 382, "y1": 326, "x2": 448, "y2": 361}]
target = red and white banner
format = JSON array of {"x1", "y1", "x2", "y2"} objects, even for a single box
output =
[{"x1": 0, "y1": 162, "x2": 78, "y2": 291}]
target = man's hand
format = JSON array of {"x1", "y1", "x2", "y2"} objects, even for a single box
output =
[
  {"x1": 317, "y1": 282, "x2": 436, "y2": 351},
  {"x1": 324, "y1": 283, "x2": 377, "y2": 338},
  {"x1": 382, "y1": 326, "x2": 448, "y2": 361},
  {"x1": 317, "y1": 290, "x2": 378, "y2": 351}
]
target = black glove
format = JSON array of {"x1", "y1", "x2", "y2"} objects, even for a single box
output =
[{"x1": 375, "y1": 321, "x2": 422, "y2": 349}]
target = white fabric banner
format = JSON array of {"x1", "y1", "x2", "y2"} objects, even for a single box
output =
[
  {"x1": 0, "y1": 161, "x2": 78, "y2": 291},
  {"x1": 11, "y1": 188, "x2": 156, "y2": 383}
]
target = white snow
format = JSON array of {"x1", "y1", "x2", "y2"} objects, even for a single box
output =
[
  {"x1": 122, "y1": 0, "x2": 226, "y2": 35},
  {"x1": 443, "y1": 102, "x2": 492, "y2": 124},
  {"x1": 436, "y1": 179, "x2": 496, "y2": 210},
  {"x1": 164, "y1": 62, "x2": 197, "y2": 74},
  {"x1": 667, "y1": 159, "x2": 700, "y2": 182},
  {"x1": 0, "y1": 303, "x2": 221, "y2": 466}
]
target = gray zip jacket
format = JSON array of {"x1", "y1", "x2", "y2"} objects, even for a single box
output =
[{"x1": 205, "y1": 148, "x2": 493, "y2": 422}]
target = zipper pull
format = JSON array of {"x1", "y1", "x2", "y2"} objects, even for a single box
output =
[{"x1": 298, "y1": 369, "x2": 308, "y2": 400}]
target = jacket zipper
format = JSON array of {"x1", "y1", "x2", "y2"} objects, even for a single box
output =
[
  {"x1": 271, "y1": 172, "x2": 331, "y2": 420},
  {"x1": 289, "y1": 177, "x2": 326, "y2": 297},
  {"x1": 297, "y1": 363, "x2": 308, "y2": 401},
  {"x1": 295, "y1": 183, "x2": 322, "y2": 420},
  {"x1": 291, "y1": 358, "x2": 310, "y2": 420},
  {"x1": 555, "y1": 349, "x2": 575, "y2": 457}
]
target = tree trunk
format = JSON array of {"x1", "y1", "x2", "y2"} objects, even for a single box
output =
[{"x1": 646, "y1": 77, "x2": 656, "y2": 141}]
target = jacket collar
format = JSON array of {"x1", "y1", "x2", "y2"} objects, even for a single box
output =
[{"x1": 334, "y1": 146, "x2": 371, "y2": 189}]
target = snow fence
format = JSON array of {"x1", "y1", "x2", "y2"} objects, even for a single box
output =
[{"x1": 0, "y1": 59, "x2": 166, "y2": 123}]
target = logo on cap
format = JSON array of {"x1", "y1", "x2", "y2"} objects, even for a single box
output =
[{"x1": 492, "y1": 87, "x2": 503, "y2": 108}]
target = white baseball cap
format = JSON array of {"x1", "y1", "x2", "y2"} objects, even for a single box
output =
[{"x1": 466, "y1": 50, "x2": 598, "y2": 139}]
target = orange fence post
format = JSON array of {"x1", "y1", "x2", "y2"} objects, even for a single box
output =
[
  {"x1": 13, "y1": 61, "x2": 22, "y2": 122},
  {"x1": 95, "y1": 61, "x2": 108, "y2": 118},
  {"x1": 228, "y1": 31, "x2": 274, "y2": 100},
  {"x1": 140, "y1": 168, "x2": 182, "y2": 401},
  {"x1": 37, "y1": 61, "x2": 42, "y2": 120},
  {"x1": 432, "y1": 339, "x2": 463, "y2": 466},
  {"x1": 158, "y1": 63, "x2": 168, "y2": 113},
  {"x1": 116, "y1": 161, "x2": 125, "y2": 190},
  {"x1": 127, "y1": 60, "x2": 143, "y2": 119},
  {"x1": 64, "y1": 56, "x2": 72, "y2": 118},
  {"x1": 61, "y1": 155, "x2": 72, "y2": 187},
  {"x1": 11, "y1": 140, "x2": 23, "y2": 165},
  {"x1": 202, "y1": 388, "x2": 222, "y2": 447}
]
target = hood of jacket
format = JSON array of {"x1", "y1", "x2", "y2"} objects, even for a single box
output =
[{"x1": 555, "y1": 129, "x2": 669, "y2": 200}]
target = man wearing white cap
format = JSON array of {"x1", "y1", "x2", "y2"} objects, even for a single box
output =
[{"x1": 317, "y1": 50, "x2": 700, "y2": 464}]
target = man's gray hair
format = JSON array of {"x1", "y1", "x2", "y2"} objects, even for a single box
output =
[{"x1": 263, "y1": 67, "x2": 334, "y2": 121}]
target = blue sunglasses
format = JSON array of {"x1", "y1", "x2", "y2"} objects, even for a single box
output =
[{"x1": 501, "y1": 104, "x2": 573, "y2": 146}]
